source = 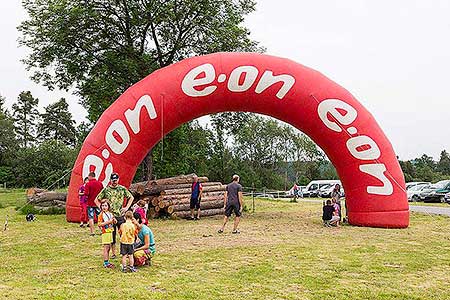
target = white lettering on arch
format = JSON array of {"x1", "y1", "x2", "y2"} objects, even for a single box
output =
[
  {"x1": 124, "y1": 94, "x2": 157, "y2": 134},
  {"x1": 359, "y1": 163, "x2": 394, "y2": 195},
  {"x1": 318, "y1": 99, "x2": 358, "y2": 132},
  {"x1": 82, "y1": 155, "x2": 104, "y2": 180},
  {"x1": 227, "y1": 66, "x2": 259, "y2": 92},
  {"x1": 181, "y1": 63, "x2": 217, "y2": 97},
  {"x1": 105, "y1": 120, "x2": 130, "y2": 155},
  {"x1": 346, "y1": 135, "x2": 381, "y2": 160},
  {"x1": 255, "y1": 70, "x2": 295, "y2": 99}
]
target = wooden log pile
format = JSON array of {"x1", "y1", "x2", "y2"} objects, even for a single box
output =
[
  {"x1": 26, "y1": 188, "x2": 67, "y2": 212},
  {"x1": 130, "y1": 174, "x2": 225, "y2": 219}
]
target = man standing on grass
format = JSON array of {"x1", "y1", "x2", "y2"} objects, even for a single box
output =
[
  {"x1": 96, "y1": 172, "x2": 134, "y2": 259},
  {"x1": 218, "y1": 174, "x2": 243, "y2": 234},
  {"x1": 190, "y1": 175, "x2": 203, "y2": 220},
  {"x1": 84, "y1": 172, "x2": 103, "y2": 236}
]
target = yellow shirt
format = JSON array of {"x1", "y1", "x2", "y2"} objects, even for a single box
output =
[{"x1": 119, "y1": 220, "x2": 137, "y2": 244}]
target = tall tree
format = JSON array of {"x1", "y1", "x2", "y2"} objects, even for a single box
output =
[
  {"x1": 19, "y1": 0, "x2": 262, "y2": 179},
  {"x1": 11, "y1": 91, "x2": 39, "y2": 148},
  {"x1": 0, "y1": 95, "x2": 17, "y2": 184},
  {"x1": 38, "y1": 98, "x2": 77, "y2": 146},
  {"x1": 437, "y1": 150, "x2": 450, "y2": 176}
]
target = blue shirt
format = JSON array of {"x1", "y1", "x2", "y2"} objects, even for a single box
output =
[
  {"x1": 191, "y1": 182, "x2": 202, "y2": 199},
  {"x1": 138, "y1": 225, "x2": 155, "y2": 254}
]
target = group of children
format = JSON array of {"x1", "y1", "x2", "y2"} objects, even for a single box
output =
[
  {"x1": 79, "y1": 176, "x2": 152, "y2": 272},
  {"x1": 98, "y1": 201, "x2": 141, "y2": 272}
]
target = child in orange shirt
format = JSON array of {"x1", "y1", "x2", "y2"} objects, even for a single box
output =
[{"x1": 119, "y1": 211, "x2": 138, "y2": 272}]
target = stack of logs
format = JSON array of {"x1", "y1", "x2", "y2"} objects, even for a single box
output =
[
  {"x1": 130, "y1": 174, "x2": 225, "y2": 219},
  {"x1": 26, "y1": 188, "x2": 67, "y2": 212}
]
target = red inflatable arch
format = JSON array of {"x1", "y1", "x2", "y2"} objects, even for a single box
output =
[{"x1": 66, "y1": 52, "x2": 409, "y2": 228}]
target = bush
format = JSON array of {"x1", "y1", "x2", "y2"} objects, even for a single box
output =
[{"x1": 18, "y1": 204, "x2": 65, "y2": 215}]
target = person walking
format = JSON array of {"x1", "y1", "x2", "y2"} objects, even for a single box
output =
[
  {"x1": 84, "y1": 172, "x2": 104, "y2": 236},
  {"x1": 96, "y1": 172, "x2": 134, "y2": 259},
  {"x1": 190, "y1": 175, "x2": 203, "y2": 220},
  {"x1": 218, "y1": 174, "x2": 243, "y2": 234}
]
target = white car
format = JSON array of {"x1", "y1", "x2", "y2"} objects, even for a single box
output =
[
  {"x1": 405, "y1": 182, "x2": 430, "y2": 190},
  {"x1": 407, "y1": 183, "x2": 431, "y2": 201}
]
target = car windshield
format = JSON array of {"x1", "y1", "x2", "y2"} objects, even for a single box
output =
[
  {"x1": 434, "y1": 181, "x2": 450, "y2": 189},
  {"x1": 409, "y1": 185, "x2": 424, "y2": 191}
]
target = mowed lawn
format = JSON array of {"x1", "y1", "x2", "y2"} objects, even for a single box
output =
[{"x1": 1, "y1": 191, "x2": 450, "y2": 300}]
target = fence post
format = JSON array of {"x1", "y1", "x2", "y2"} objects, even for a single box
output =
[{"x1": 252, "y1": 190, "x2": 255, "y2": 213}]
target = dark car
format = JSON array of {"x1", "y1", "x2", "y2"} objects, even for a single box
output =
[{"x1": 420, "y1": 180, "x2": 450, "y2": 203}]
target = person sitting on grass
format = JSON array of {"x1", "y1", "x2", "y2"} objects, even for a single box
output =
[
  {"x1": 330, "y1": 198, "x2": 341, "y2": 227},
  {"x1": 322, "y1": 200, "x2": 334, "y2": 227},
  {"x1": 119, "y1": 211, "x2": 138, "y2": 272},
  {"x1": 132, "y1": 212, "x2": 155, "y2": 267},
  {"x1": 97, "y1": 201, "x2": 115, "y2": 268}
]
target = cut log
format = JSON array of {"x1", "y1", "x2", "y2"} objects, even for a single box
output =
[
  {"x1": 26, "y1": 188, "x2": 47, "y2": 197},
  {"x1": 171, "y1": 208, "x2": 224, "y2": 219},
  {"x1": 160, "y1": 191, "x2": 224, "y2": 201},
  {"x1": 163, "y1": 185, "x2": 225, "y2": 196},
  {"x1": 154, "y1": 206, "x2": 161, "y2": 213},
  {"x1": 171, "y1": 200, "x2": 224, "y2": 212},
  {"x1": 130, "y1": 182, "x2": 222, "y2": 196},
  {"x1": 166, "y1": 206, "x2": 174, "y2": 214},
  {"x1": 27, "y1": 191, "x2": 67, "y2": 203},
  {"x1": 148, "y1": 208, "x2": 159, "y2": 219},
  {"x1": 159, "y1": 195, "x2": 224, "y2": 207}
]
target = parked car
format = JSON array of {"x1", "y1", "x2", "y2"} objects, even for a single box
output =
[
  {"x1": 407, "y1": 183, "x2": 431, "y2": 201},
  {"x1": 420, "y1": 180, "x2": 450, "y2": 203},
  {"x1": 302, "y1": 180, "x2": 340, "y2": 197},
  {"x1": 444, "y1": 192, "x2": 450, "y2": 204},
  {"x1": 318, "y1": 184, "x2": 345, "y2": 198},
  {"x1": 405, "y1": 181, "x2": 431, "y2": 190}
]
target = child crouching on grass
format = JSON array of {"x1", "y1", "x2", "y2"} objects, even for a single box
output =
[
  {"x1": 119, "y1": 211, "x2": 138, "y2": 272},
  {"x1": 98, "y1": 201, "x2": 116, "y2": 268}
]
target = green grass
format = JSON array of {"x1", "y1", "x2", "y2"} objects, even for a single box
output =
[{"x1": 1, "y1": 193, "x2": 450, "y2": 299}]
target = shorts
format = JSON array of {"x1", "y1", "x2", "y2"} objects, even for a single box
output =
[
  {"x1": 101, "y1": 232, "x2": 113, "y2": 245},
  {"x1": 112, "y1": 216, "x2": 125, "y2": 245},
  {"x1": 190, "y1": 197, "x2": 201, "y2": 209},
  {"x1": 87, "y1": 206, "x2": 100, "y2": 220},
  {"x1": 120, "y1": 243, "x2": 134, "y2": 255},
  {"x1": 225, "y1": 203, "x2": 241, "y2": 217}
]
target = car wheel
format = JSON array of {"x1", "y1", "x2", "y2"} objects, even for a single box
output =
[
  {"x1": 440, "y1": 196, "x2": 445, "y2": 203},
  {"x1": 412, "y1": 195, "x2": 419, "y2": 202}
]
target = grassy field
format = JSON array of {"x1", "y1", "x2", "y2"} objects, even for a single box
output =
[{"x1": 1, "y1": 192, "x2": 450, "y2": 300}]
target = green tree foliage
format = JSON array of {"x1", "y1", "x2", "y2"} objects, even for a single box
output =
[
  {"x1": 19, "y1": 0, "x2": 262, "y2": 121},
  {"x1": 38, "y1": 98, "x2": 77, "y2": 146},
  {"x1": 19, "y1": 0, "x2": 262, "y2": 180},
  {"x1": 437, "y1": 150, "x2": 450, "y2": 176},
  {"x1": 11, "y1": 91, "x2": 39, "y2": 148},
  {"x1": 13, "y1": 140, "x2": 77, "y2": 188},
  {"x1": 0, "y1": 96, "x2": 16, "y2": 184}
]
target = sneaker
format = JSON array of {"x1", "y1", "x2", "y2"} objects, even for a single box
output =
[
  {"x1": 194, "y1": 216, "x2": 199, "y2": 221},
  {"x1": 104, "y1": 263, "x2": 114, "y2": 269},
  {"x1": 90, "y1": 233, "x2": 95, "y2": 236},
  {"x1": 79, "y1": 223, "x2": 84, "y2": 228},
  {"x1": 190, "y1": 216, "x2": 195, "y2": 220},
  {"x1": 232, "y1": 230, "x2": 240, "y2": 234},
  {"x1": 120, "y1": 264, "x2": 127, "y2": 273},
  {"x1": 128, "y1": 266, "x2": 138, "y2": 272},
  {"x1": 217, "y1": 229, "x2": 223, "y2": 234},
  {"x1": 111, "y1": 254, "x2": 117, "y2": 259}
]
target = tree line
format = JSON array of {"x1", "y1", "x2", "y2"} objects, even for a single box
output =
[
  {"x1": 5, "y1": 0, "x2": 448, "y2": 189},
  {"x1": 1, "y1": 91, "x2": 449, "y2": 189}
]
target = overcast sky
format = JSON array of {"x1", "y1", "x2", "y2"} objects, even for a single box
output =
[{"x1": 1, "y1": 1, "x2": 449, "y2": 160}]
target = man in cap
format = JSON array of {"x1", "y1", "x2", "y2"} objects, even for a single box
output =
[
  {"x1": 96, "y1": 172, "x2": 134, "y2": 258},
  {"x1": 218, "y1": 174, "x2": 244, "y2": 234}
]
